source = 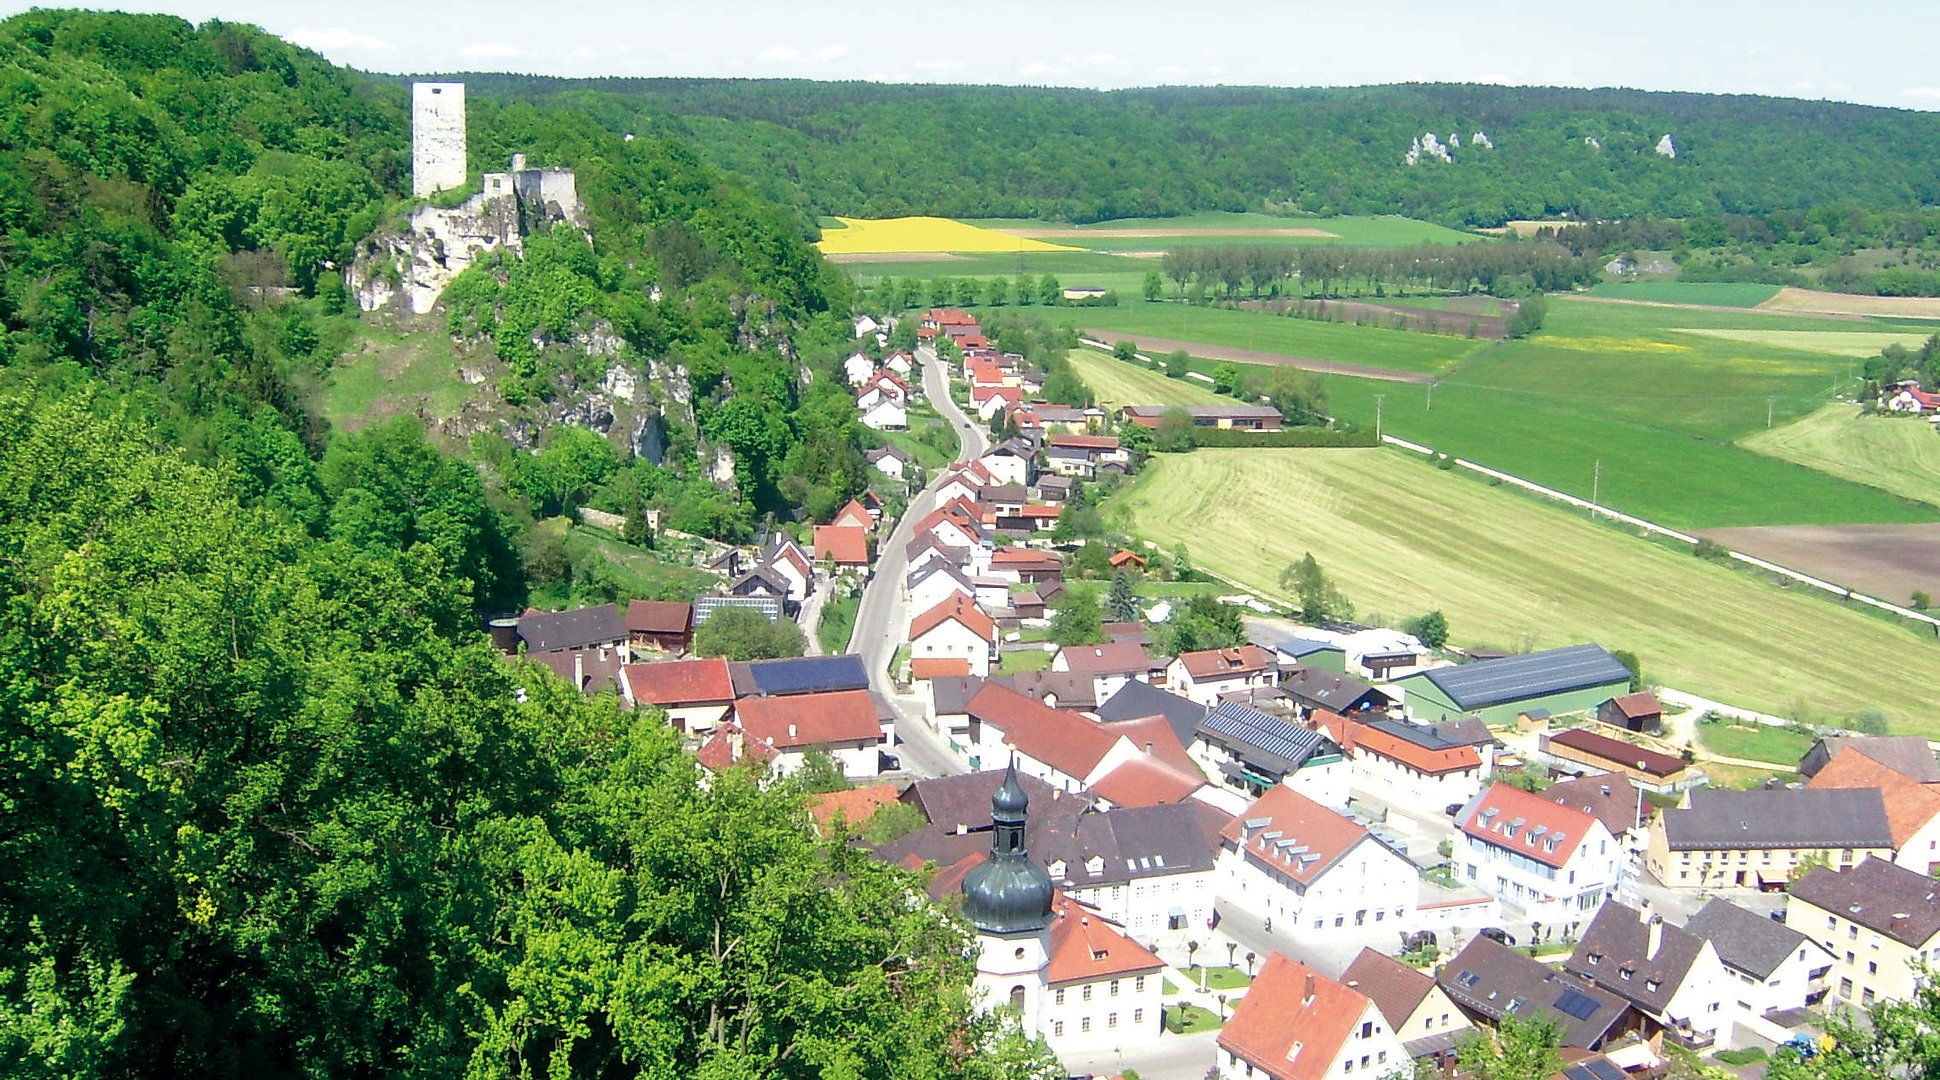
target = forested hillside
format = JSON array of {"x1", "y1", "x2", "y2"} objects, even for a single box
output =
[
  {"x1": 0, "y1": 13, "x2": 1021, "y2": 1077},
  {"x1": 461, "y1": 76, "x2": 1940, "y2": 227}
]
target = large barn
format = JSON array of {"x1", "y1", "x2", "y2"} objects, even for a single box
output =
[{"x1": 1395, "y1": 644, "x2": 1633, "y2": 726}]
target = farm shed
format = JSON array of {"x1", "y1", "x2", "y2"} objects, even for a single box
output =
[{"x1": 1395, "y1": 644, "x2": 1633, "y2": 726}]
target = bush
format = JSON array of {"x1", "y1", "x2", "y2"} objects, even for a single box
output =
[
  {"x1": 1693, "y1": 538, "x2": 1731, "y2": 561},
  {"x1": 1713, "y1": 1047, "x2": 1766, "y2": 1066},
  {"x1": 1186, "y1": 428, "x2": 1380, "y2": 449}
]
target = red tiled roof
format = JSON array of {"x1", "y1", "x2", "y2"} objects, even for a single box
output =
[
  {"x1": 813, "y1": 524, "x2": 870, "y2": 566},
  {"x1": 915, "y1": 509, "x2": 981, "y2": 544},
  {"x1": 1606, "y1": 691, "x2": 1661, "y2": 719},
  {"x1": 621, "y1": 658, "x2": 734, "y2": 705},
  {"x1": 1057, "y1": 640, "x2": 1153, "y2": 676},
  {"x1": 990, "y1": 548, "x2": 1062, "y2": 568},
  {"x1": 696, "y1": 722, "x2": 779, "y2": 772},
  {"x1": 1107, "y1": 549, "x2": 1146, "y2": 567},
  {"x1": 1176, "y1": 644, "x2": 1270, "y2": 681},
  {"x1": 1546, "y1": 727, "x2": 1684, "y2": 777},
  {"x1": 927, "y1": 308, "x2": 976, "y2": 326},
  {"x1": 1098, "y1": 714, "x2": 1201, "y2": 776},
  {"x1": 1048, "y1": 434, "x2": 1120, "y2": 450},
  {"x1": 1807, "y1": 747, "x2": 1940, "y2": 848},
  {"x1": 1325, "y1": 716, "x2": 1481, "y2": 775},
  {"x1": 1013, "y1": 505, "x2": 1062, "y2": 520},
  {"x1": 1087, "y1": 757, "x2": 1204, "y2": 809},
  {"x1": 807, "y1": 783, "x2": 901, "y2": 830},
  {"x1": 625, "y1": 599, "x2": 692, "y2": 635},
  {"x1": 735, "y1": 689, "x2": 882, "y2": 750},
  {"x1": 1341, "y1": 947, "x2": 1436, "y2": 1032},
  {"x1": 1044, "y1": 894, "x2": 1165, "y2": 986},
  {"x1": 910, "y1": 594, "x2": 997, "y2": 644},
  {"x1": 911, "y1": 657, "x2": 972, "y2": 680},
  {"x1": 966, "y1": 683, "x2": 1123, "y2": 779},
  {"x1": 1219, "y1": 953, "x2": 1372, "y2": 1080},
  {"x1": 1459, "y1": 782, "x2": 1597, "y2": 869},
  {"x1": 832, "y1": 498, "x2": 873, "y2": 529},
  {"x1": 1220, "y1": 785, "x2": 1372, "y2": 886}
]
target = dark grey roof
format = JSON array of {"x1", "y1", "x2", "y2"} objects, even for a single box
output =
[
  {"x1": 989, "y1": 671, "x2": 1098, "y2": 710},
  {"x1": 518, "y1": 604, "x2": 627, "y2": 653},
  {"x1": 693, "y1": 595, "x2": 781, "y2": 624},
  {"x1": 1097, "y1": 680, "x2": 1209, "y2": 747},
  {"x1": 1564, "y1": 902, "x2": 1709, "y2": 1018},
  {"x1": 929, "y1": 675, "x2": 985, "y2": 715},
  {"x1": 1435, "y1": 718, "x2": 1497, "y2": 747},
  {"x1": 1437, "y1": 938, "x2": 1629, "y2": 1050},
  {"x1": 1065, "y1": 802, "x2": 1224, "y2": 884},
  {"x1": 729, "y1": 568, "x2": 788, "y2": 596},
  {"x1": 1660, "y1": 788, "x2": 1892, "y2": 851},
  {"x1": 1045, "y1": 446, "x2": 1091, "y2": 461},
  {"x1": 983, "y1": 483, "x2": 1028, "y2": 502},
  {"x1": 961, "y1": 762, "x2": 1055, "y2": 935},
  {"x1": 1790, "y1": 859, "x2": 1940, "y2": 947},
  {"x1": 1198, "y1": 702, "x2": 1337, "y2": 777},
  {"x1": 1366, "y1": 718, "x2": 1473, "y2": 753},
  {"x1": 1543, "y1": 774, "x2": 1645, "y2": 838},
  {"x1": 730, "y1": 654, "x2": 870, "y2": 698},
  {"x1": 1802, "y1": 736, "x2": 1940, "y2": 783},
  {"x1": 1279, "y1": 666, "x2": 1393, "y2": 713},
  {"x1": 906, "y1": 561, "x2": 972, "y2": 591},
  {"x1": 1682, "y1": 899, "x2": 1823, "y2": 980},
  {"x1": 1413, "y1": 644, "x2": 1631, "y2": 710},
  {"x1": 1246, "y1": 627, "x2": 1344, "y2": 657}
]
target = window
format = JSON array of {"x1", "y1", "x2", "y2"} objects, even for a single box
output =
[
  {"x1": 1864, "y1": 988, "x2": 1877, "y2": 1006},
  {"x1": 1344, "y1": 1061, "x2": 1354, "y2": 1074},
  {"x1": 1828, "y1": 916, "x2": 1837, "y2": 929},
  {"x1": 1110, "y1": 980, "x2": 1120, "y2": 997},
  {"x1": 1108, "y1": 1012, "x2": 1118, "y2": 1028},
  {"x1": 1134, "y1": 976, "x2": 1145, "y2": 992},
  {"x1": 1841, "y1": 978, "x2": 1854, "y2": 996},
  {"x1": 1334, "y1": 916, "x2": 1344, "y2": 928},
  {"x1": 1379, "y1": 1051, "x2": 1388, "y2": 1064},
  {"x1": 1081, "y1": 1017, "x2": 1091, "y2": 1032},
  {"x1": 1054, "y1": 989, "x2": 1065, "y2": 1006},
  {"x1": 1009, "y1": 985, "x2": 1026, "y2": 1011},
  {"x1": 1053, "y1": 1021, "x2": 1064, "y2": 1037},
  {"x1": 1869, "y1": 961, "x2": 1879, "y2": 975},
  {"x1": 1082, "y1": 985, "x2": 1092, "y2": 1002},
  {"x1": 1361, "y1": 1022, "x2": 1373, "y2": 1039},
  {"x1": 1134, "y1": 1008, "x2": 1144, "y2": 1024}
]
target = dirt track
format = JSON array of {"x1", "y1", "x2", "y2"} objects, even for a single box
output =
[
  {"x1": 996, "y1": 227, "x2": 1339, "y2": 239},
  {"x1": 1080, "y1": 331, "x2": 1434, "y2": 383},
  {"x1": 1700, "y1": 522, "x2": 1940, "y2": 606}
]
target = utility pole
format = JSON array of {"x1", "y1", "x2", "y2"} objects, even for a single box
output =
[
  {"x1": 1427, "y1": 380, "x2": 1436, "y2": 411},
  {"x1": 1768, "y1": 395, "x2": 1777, "y2": 428},
  {"x1": 1591, "y1": 458, "x2": 1601, "y2": 516},
  {"x1": 1374, "y1": 394, "x2": 1386, "y2": 442}
]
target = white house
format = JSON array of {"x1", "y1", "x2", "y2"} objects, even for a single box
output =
[
  {"x1": 962, "y1": 683, "x2": 1142, "y2": 789},
  {"x1": 1565, "y1": 900, "x2": 1735, "y2": 1050},
  {"x1": 1454, "y1": 782, "x2": 1624, "y2": 920},
  {"x1": 843, "y1": 352, "x2": 874, "y2": 385},
  {"x1": 884, "y1": 350, "x2": 913, "y2": 376},
  {"x1": 852, "y1": 315, "x2": 880, "y2": 339},
  {"x1": 1340, "y1": 948, "x2": 1474, "y2": 1066},
  {"x1": 865, "y1": 445, "x2": 907, "y2": 481},
  {"x1": 907, "y1": 561, "x2": 977, "y2": 615},
  {"x1": 909, "y1": 595, "x2": 998, "y2": 678},
  {"x1": 1167, "y1": 645, "x2": 1276, "y2": 707},
  {"x1": 1047, "y1": 802, "x2": 1221, "y2": 947},
  {"x1": 1218, "y1": 953, "x2": 1410, "y2": 1080},
  {"x1": 732, "y1": 689, "x2": 884, "y2": 779},
  {"x1": 932, "y1": 471, "x2": 986, "y2": 509},
  {"x1": 1320, "y1": 715, "x2": 1489, "y2": 811},
  {"x1": 977, "y1": 442, "x2": 1031, "y2": 486},
  {"x1": 1216, "y1": 784, "x2": 1419, "y2": 935},
  {"x1": 1682, "y1": 898, "x2": 1834, "y2": 1022},
  {"x1": 859, "y1": 396, "x2": 908, "y2": 431},
  {"x1": 915, "y1": 507, "x2": 984, "y2": 550},
  {"x1": 1053, "y1": 641, "x2": 1158, "y2": 705},
  {"x1": 761, "y1": 537, "x2": 814, "y2": 604}
]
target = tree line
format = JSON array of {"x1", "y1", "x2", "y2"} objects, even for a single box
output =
[{"x1": 1158, "y1": 239, "x2": 1596, "y2": 299}]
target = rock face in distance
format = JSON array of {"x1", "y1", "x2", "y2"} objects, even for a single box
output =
[{"x1": 1656, "y1": 133, "x2": 1677, "y2": 158}]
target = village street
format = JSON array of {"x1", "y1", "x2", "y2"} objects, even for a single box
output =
[{"x1": 852, "y1": 345, "x2": 986, "y2": 779}]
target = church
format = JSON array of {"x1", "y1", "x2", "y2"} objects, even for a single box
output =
[{"x1": 953, "y1": 761, "x2": 1169, "y2": 1059}]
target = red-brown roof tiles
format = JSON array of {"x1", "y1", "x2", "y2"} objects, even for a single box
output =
[
  {"x1": 621, "y1": 658, "x2": 734, "y2": 705},
  {"x1": 910, "y1": 594, "x2": 997, "y2": 644},
  {"x1": 1044, "y1": 894, "x2": 1165, "y2": 986},
  {"x1": 1176, "y1": 645, "x2": 1271, "y2": 681},
  {"x1": 1219, "y1": 953, "x2": 1373, "y2": 1080},
  {"x1": 734, "y1": 689, "x2": 882, "y2": 750},
  {"x1": 625, "y1": 599, "x2": 693, "y2": 634},
  {"x1": 1459, "y1": 782, "x2": 1598, "y2": 869},
  {"x1": 813, "y1": 524, "x2": 870, "y2": 566},
  {"x1": 1220, "y1": 785, "x2": 1373, "y2": 886}
]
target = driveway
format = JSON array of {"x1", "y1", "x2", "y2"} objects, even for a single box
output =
[{"x1": 850, "y1": 346, "x2": 985, "y2": 779}]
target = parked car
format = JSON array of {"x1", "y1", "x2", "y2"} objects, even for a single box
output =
[
  {"x1": 1479, "y1": 927, "x2": 1517, "y2": 946},
  {"x1": 1444, "y1": 803, "x2": 1464, "y2": 817},
  {"x1": 1779, "y1": 1034, "x2": 1818, "y2": 1060}
]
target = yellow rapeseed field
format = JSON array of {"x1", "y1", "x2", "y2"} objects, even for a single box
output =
[{"x1": 815, "y1": 216, "x2": 1080, "y2": 255}]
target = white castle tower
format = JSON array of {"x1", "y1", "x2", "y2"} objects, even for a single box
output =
[{"x1": 412, "y1": 82, "x2": 467, "y2": 197}]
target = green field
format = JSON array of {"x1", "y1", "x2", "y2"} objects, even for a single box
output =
[
  {"x1": 1741, "y1": 404, "x2": 1940, "y2": 508},
  {"x1": 1066, "y1": 347, "x2": 1231, "y2": 408},
  {"x1": 1110, "y1": 448, "x2": 1935, "y2": 727},
  {"x1": 1694, "y1": 721, "x2": 1814, "y2": 766},
  {"x1": 1674, "y1": 328, "x2": 1935, "y2": 356},
  {"x1": 1075, "y1": 303, "x2": 1490, "y2": 375},
  {"x1": 1584, "y1": 282, "x2": 1783, "y2": 307},
  {"x1": 1310, "y1": 297, "x2": 1939, "y2": 529}
]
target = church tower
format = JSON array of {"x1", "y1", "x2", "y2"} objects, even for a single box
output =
[{"x1": 960, "y1": 759, "x2": 1055, "y2": 1035}]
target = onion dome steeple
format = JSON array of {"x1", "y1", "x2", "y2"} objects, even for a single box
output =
[{"x1": 960, "y1": 757, "x2": 1054, "y2": 934}]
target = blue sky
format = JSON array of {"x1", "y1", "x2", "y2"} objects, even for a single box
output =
[{"x1": 15, "y1": 0, "x2": 1940, "y2": 110}]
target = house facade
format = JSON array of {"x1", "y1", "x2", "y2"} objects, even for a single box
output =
[
  {"x1": 1216, "y1": 785, "x2": 1419, "y2": 935},
  {"x1": 1644, "y1": 787, "x2": 1893, "y2": 890},
  {"x1": 732, "y1": 690, "x2": 884, "y2": 779},
  {"x1": 1218, "y1": 953, "x2": 1409, "y2": 1080},
  {"x1": 1167, "y1": 645, "x2": 1276, "y2": 707},
  {"x1": 1454, "y1": 782, "x2": 1623, "y2": 918},
  {"x1": 1682, "y1": 898, "x2": 1833, "y2": 1019},
  {"x1": 1786, "y1": 858, "x2": 1940, "y2": 1008},
  {"x1": 909, "y1": 595, "x2": 998, "y2": 678},
  {"x1": 1565, "y1": 900, "x2": 1733, "y2": 1050}
]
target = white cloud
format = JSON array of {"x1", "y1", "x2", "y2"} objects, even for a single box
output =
[
  {"x1": 1901, "y1": 86, "x2": 1940, "y2": 101},
  {"x1": 759, "y1": 44, "x2": 804, "y2": 62},
  {"x1": 816, "y1": 43, "x2": 849, "y2": 61},
  {"x1": 1158, "y1": 64, "x2": 1188, "y2": 78},
  {"x1": 1076, "y1": 52, "x2": 1120, "y2": 66},
  {"x1": 573, "y1": 45, "x2": 598, "y2": 59},
  {"x1": 461, "y1": 43, "x2": 522, "y2": 59},
  {"x1": 1016, "y1": 61, "x2": 1057, "y2": 81},
  {"x1": 288, "y1": 27, "x2": 393, "y2": 52}
]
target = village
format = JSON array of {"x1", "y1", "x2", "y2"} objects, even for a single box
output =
[{"x1": 496, "y1": 308, "x2": 1939, "y2": 1080}]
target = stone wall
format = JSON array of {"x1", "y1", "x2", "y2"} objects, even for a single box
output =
[{"x1": 411, "y1": 83, "x2": 467, "y2": 197}]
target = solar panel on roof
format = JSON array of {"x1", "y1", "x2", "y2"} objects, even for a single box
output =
[
  {"x1": 1553, "y1": 988, "x2": 1602, "y2": 1021},
  {"x1": 747, "y1": 654, "x2": 868, "y2": 695},
  {"x1": 1200, "y1": 702, "x2": 1325, "y2": 766},
  {"x1": 1423, "y1": 644, "x2": 1631, "y2": 710}
]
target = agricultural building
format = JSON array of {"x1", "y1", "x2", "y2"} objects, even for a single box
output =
[
  {"x1": 1541, "y1": 727, "x2": 1695, "y2": 794},
  {"x1": 1596, "y1": 692, "x2": 1663, "y2": 733},
  {"x1": 1120, "y1": 404, "x2": 1284, "y2": 431},
  {"x1": 1644, "y1": 788, "x2": 1892, "y2": 891},
  {"x1": 1395, "y1": 644, "x2": 1633, "y2": 726}
]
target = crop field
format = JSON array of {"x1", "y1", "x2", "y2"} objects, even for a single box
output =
[
  {"x1": 1065, "y1": 347, "x2": 1231, "y2": 408},
  {"x1": 1759, "y1": 288, "x2": 1940, "y2": 319},
  {"x1": 1740, "y1": 404, "x2": 1940, "y2": 509},
  {"x1": 1672, "y1": 327, "x2": 1934, "y2": 356},
  {"x1": 1309, "y1": 297, "x2": 1939, "y2": 529},
  {"x1": 968, "y1": 213, "x2": 1479, "y2": 247},
  {"x1": 816, "y1": 216, "x2": 1079, "y2": 255},
  {"x1": 1075, "y1": 304, "x2": 1489, "y2": 376},
  {"x1": 1584, "y1": 282, "x2": 1782, "y2": 308},
  {"x1": 1699, "y1": 522, "x2": 1940, "y2": 608},
  {"x1": 1110, "y1": 448, "x2": 1935, "y2": 727}
]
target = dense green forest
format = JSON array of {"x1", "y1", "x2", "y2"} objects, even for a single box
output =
[
  {"x1": 457, "y1": 76, "x2": 1940, "y2": 227},
  {"x1": 0, "y1": 12, "x2": 1046, "y2": 1077}
]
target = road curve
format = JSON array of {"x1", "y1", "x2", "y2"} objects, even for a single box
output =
[
  {"x1": 1080, "y1": 330, "x2": 1435, "y2": 384},
  {"x1": 849, "y1": 344, "x2": 986, "y2": 778}
]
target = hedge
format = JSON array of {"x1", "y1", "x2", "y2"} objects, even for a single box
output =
[{"x1": 1181, "y1": 427, "x2": 1380, "y2": 449}]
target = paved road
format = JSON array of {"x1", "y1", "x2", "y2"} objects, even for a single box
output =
[
  {"x1": 1063, "y1": 1029, "x2": 1219, "y2": 1080},
  {"x1": 850, "y1": 346, "x2": 987, "y2": 779}
]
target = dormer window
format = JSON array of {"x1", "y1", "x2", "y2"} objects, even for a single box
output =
[
  {"x1": 1048, "y1": 860, "x2": 1068, "y2": 879},
  {"x1": 1086, "y1": 856, "x2": 1105, "y2": 875},
  {"x1": 1646, "y1": 979, "x2": 1662, "y2": 993}
]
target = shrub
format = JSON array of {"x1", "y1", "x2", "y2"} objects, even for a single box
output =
[{"x1": 1714, "y1": 1047, "x2": 1766, "y2": 1066}]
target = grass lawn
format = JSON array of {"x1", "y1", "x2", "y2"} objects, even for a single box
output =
[
  {"x1": 1166, "y1": 1004, "x2": 1223, "y2": 1034},
  {"x1": 1075, "y1": 303, "x2": 1488, "y2": 375},
  {"x1": 1313, "y1": 297, "x2": 1940, "y2": 529},
  {"x1": 995, "y1": 647, "x2": 1056, "y2": 673},
  {"x1": 1584, "y1": 282, "x2": 1783, "y2": 307},
  {"x1": 1695, "y1": 722, "x2": 1815, "y2": 766},
  {"x1": 1066, "y1": 347, "x2": 1232, "y2": 408},
  {"x1": 323, "y1": 320, "x2": 485, "y2": 432},
  {"x1": 1673, "y1": 328, "x2": 1937, "y2": 356},
  {"x1": 818, "y1": 593, "x2": 859, "y2": 654},
  {"x1": 882, "y1": 418, "x2": 955, "y2": 471},
  {"x1": 1702, "y1": 763, "x2": 1799, "y2": 790},
  {"x1": 1740, "y1": 404, "x2": 1940, "y2": 509},
  {"x1": 530, "y1": 520, "x2": 720, "y2": 607},
  {"x1": 1181, "y1": 966, "x2": 1252, "y2": 991},
  {"x1": 1109, "y1": 447, "x2": 1938, "y2": 728}
]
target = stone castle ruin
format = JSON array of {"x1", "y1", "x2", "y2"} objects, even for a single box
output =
[{"x1": 350, "y1": 82, "x2": 586, "y2": 314}]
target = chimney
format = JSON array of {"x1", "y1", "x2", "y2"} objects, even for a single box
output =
[
  {"x1": 1646, "y1": 915, "x2": 1665, "y2": 961},
  {"x1": 1146, "y1": 742, "x2": 1155, "y2": 756},
  {"x1": 1303, "y1": 973, "x2": 1317, "y2": 1004},
  {"x1": 788, "y1": 723, "x2": 798, "y2": 740},
  {"x1": 729, "y1": 728, "x2": 744, "y2": 761},
  {"x1": 574, "y1": 651, "x2": 584, "y2": 689},
  {"x1": 1600, "y1": 785, "x2": 1612, "y2": 796}
]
